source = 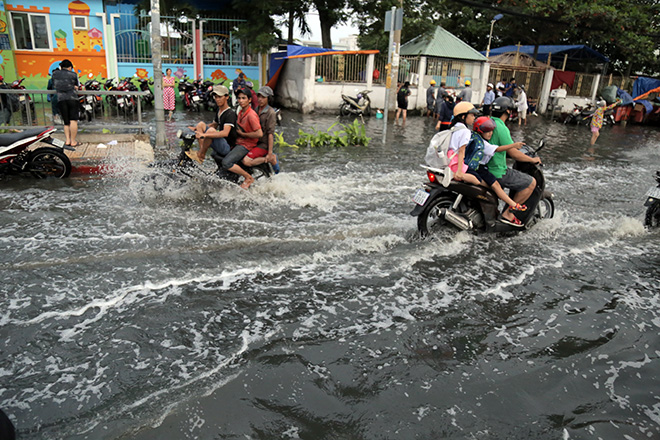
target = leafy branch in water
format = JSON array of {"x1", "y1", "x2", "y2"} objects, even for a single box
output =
[{"x1": 274, "y1": 120, "x2": 371, "y2": 149}]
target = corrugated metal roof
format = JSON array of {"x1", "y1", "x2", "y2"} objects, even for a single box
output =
[{"x1": 400, "y1": 27, "x2": 487, "y2": 62}]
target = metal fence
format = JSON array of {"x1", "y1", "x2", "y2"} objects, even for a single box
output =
[
  {"x1": 315, "y1": 54, "x2": 373, "y2": 83},
  {"x1": 115, "y1": 13, "x2": 256, "y2": 66},
  {"x1": 488, "y1": 68, "x2": 546, "y2": 101},
  {"x1": 0, "y1": 89, "x2": 149, "y2": 132}
]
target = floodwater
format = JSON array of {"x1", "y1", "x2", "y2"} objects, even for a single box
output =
[{"x1": 1, "y1": 110, "x2": 659, "y2": 440}]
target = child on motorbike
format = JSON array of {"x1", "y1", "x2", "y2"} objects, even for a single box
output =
[{"x1": 448, "y1": 103, "x2": 527, "y2": 224}]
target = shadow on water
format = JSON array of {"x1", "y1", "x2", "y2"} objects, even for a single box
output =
[{"x1": 2, "y1": 109, "x2": 660, "y2": 440}]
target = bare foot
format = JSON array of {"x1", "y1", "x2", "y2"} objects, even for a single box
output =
[{"x1": 240, "y1": 176, "x2": 255, "y2": 189}]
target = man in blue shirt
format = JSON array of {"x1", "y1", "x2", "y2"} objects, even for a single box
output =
[{"x1": 481, "y1": 83, "x2": 495, "y2": 115}]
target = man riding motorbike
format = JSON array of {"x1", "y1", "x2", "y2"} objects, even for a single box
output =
[{"x1": 488, "y1": 96, "x2": 542, "y2": 226}]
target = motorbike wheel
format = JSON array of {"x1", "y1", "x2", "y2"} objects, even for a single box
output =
[
  {"x1": 364, "y1": 103, "x2": 372, "y2": 117},
  {"x1": 86, "y1": 110, "x2": 93, "y2": 122},
  {"x1": 27, "y1": 147, "x2": 72, "y2": 179},
  {"x1": 535, "y1": 196, "x2": 555, "y2": 220},
  {"x1": 339, "y1": 103, "x2": 351, "y2": 117},
  {"x1": 417, "y1": 194, "x2": 458, "y2": 238},
  {"x1": 645, "y1": 201, "x2": 660, "y2": 228}
]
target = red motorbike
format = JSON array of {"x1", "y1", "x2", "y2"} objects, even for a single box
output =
[{"x1": 0, "y1": 126, "x2": 74, "y2": 178}]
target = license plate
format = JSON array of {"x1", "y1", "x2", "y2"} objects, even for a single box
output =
[
  {"x1": 85, "y1": 104, "x2": 92, "y2": 111},
  {"x1": 50, "y1": 137, "x2": 65, "y2": 147},
  {"x1": 19, "y1": 95, "x2": 25, "y2": 102},
  {"x1": 646, "y1": 186, "x2": 660, "y2": 199},
  {"x1": 117, "y1": 97, "x2": 125, "y2": 104},
  {"x1": 87, "y1": 96, "x2": 95, "y2": 103},
  {"x1": 192, "y1": 95, "x2": 200, "y2": 101},
  {"x1": 413, "y1": 188, "x2": 430, "y2": 206}
]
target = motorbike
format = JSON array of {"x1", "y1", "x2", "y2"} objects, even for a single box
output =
[
  {"x1": 644, "y1": 170, "x2": 660, "y2": 228},
  {"x1": 0, "y1": 126, "x2": 74, "y2": 178},
  {"x1": 83, "y1": 79, "x2": 104, "y2": 112},
  {"x1": 178, "y1": 77, "x2": 201, "y2": 112},
  {"x1": 411, "y1": 140, "x2": 555, "y2": 237},
  {"x1": 339, "y1": 90, "x2": 372, "y2": 117},
  {"x1": 10, "y1": 77, "x2": 36, "y2": 122},
  {"x1": 202, "y1": 80, "x2": 218, "y2": 112},
  {"x1": 563, "y1": 101, "x2": 594, "y2": 125},
  {"x1": 144, "y1": 128, "x2": 274, "y2": 189},
  {"x1": 136, "y1": 78, "x2": 154, "y2": 108}
]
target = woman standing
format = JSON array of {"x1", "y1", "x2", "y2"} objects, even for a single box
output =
[{"x1": 163, "y1": 68, "x2": 176, "y2": 121}]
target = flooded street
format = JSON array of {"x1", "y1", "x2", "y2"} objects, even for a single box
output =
[{"x1": 1, "y1": 111, "x2": 659, "y2": 439}]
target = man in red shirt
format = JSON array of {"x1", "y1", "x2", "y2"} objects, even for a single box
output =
[{"x1": 234, "y1": 87, "x2": 263, "y2": 189}]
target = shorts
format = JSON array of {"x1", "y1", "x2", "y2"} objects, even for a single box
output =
[
  {"x1": 427, "y1": 102, "x2": 434, "y2": 111},
  {"x1": 397, "y1": 98, "x2": 408, "y2": 110},
  {"x1": 246, "y1": 147, "x2": 267, "y2": 159},
  {"x1": 467, "y1": 165, "x2": 497, "y2": 186},
  {"x1": 590, "y1": 125, "x2": 600, "y2": 133},
  {"x1": 58, "y1": 99, "x2": 79, "y2": 125},
  {"x1": 498, "y1": 168, "x2": 533, "y2": 192}
]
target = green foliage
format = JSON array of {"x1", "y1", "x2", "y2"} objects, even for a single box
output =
[
  {"x1": 278, "y1": 121, "x2": 370, "y2": 148},
  {"x1": 273, "y1": 132, "x2": 298, "y2": 149}
]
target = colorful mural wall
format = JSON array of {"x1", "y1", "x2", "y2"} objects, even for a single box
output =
[
  {"x1": 0, "y1": 3, "x2": 17, "y2": 81},
  {"x1": 3, "y1": 0, "x2": 106, "y2": 88}
]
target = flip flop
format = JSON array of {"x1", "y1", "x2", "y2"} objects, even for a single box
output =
[
  {"x1": 499, "y1": 215, "x2": 524, "y2": 227},
  {"x1": 69, "y1": 141, "x2": 81, "y2": 147},
  {"x1": 185, "y1": 151, "x2": 204, "y2": 164}
]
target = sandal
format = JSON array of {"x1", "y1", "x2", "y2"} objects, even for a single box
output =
[
  {"x1": 510, "y1": 203, "x2": 527, "y2": 212},
  {"x1": 69, "y1": 141, "x2": 81, "y2": 147},
  {"x1": 185, "y1": 151, "x2": 204, "y2": 164},
  {"x1": 500, "y1": 215, "x2": 524, "y2": 227}
]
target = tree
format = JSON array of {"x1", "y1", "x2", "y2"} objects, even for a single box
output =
[{"x1": 313, "y1": 0, "x2": 347, "y2": 48}]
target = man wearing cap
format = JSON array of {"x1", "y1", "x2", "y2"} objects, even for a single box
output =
[
  {"x1": 481, "y1": 83, "x2": 495, "y2": 116},
  {"x1": 457, "y1": 79, "x2": 472, "y2": 103},
  {"x1": 188, "y1": 85, "x2": 243, "y2": 179},
  {"x1": 52, "y1": 59, "x2": 81, "y2": 146},
  {"x1": 426, "y1": 80, "x2": 436, "y2": 118},
  {"x1": 240, "y1": 86, "x2": 279, "y2": 173}
]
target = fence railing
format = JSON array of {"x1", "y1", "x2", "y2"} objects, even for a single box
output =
[
  {"x1": 0, "y1": 89, "x2": 149, "y2": 132},
  {"x1": 114, "y1": 13, "x2": 257, "y2": 66},
  {"x1": 315, "y1": 54, "x2": 373, "y2": 83}
]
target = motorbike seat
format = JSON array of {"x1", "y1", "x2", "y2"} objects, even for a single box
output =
[{"x1": 0, "y1": 127, "x2": 50, "y2": 147}]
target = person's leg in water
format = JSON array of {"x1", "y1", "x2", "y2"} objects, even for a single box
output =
[{"x1": 590, "y1": 126, "x2": 599, "y2": 145}]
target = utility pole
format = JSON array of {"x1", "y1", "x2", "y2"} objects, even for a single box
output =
[
  {"x1": 382, "y1": 7, "x2": 403, "y2": 144},
  {"x1": 150, "y1": 0, "x2": 166, "y2": 149}
]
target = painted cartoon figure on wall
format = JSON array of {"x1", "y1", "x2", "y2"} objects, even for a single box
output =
[{"x1": 2, "y1": 0, "x2": 106, "y2": 88}]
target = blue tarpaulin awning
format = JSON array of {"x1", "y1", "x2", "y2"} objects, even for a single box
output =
[{"x1": 483, "y1": 45, "x2": 609, "y2": 64}]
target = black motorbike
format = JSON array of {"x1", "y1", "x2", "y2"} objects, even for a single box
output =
[
  {"x1": 563, "y1": 102, "x2": 594, "y2": 125},
  {"x1": 339, "y1": 90, "x2": 372, "y2": 117},
  {"x1": 644, "y1": 170, "x2": 660, "y2": 228},
  {"x1": 136, "y1": 78, "x2": 154, "y2": 108},
  {"x1": 144, "y1": 128, "x2": 274, "y2": 189},
  {"x1": 411, "y1": 140, "x2": 554, "y2": 237}
]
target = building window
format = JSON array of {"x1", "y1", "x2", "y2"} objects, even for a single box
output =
[
  {"x1": 10, "y1": 12, "x2": 52, "y2": 50},
  {"x1": 72, "y1": 15, "x2": 88, "y2": 30}
]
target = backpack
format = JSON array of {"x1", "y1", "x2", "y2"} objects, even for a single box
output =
[{"x1": 424, "y1": 125, "x2": 461, "y2": 186}]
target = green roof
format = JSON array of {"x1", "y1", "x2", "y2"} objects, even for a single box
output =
[{"x1": 400, "y1": 27, "x2": 487, "y2": 62}]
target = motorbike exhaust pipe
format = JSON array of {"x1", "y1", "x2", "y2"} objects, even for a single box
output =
[{"x1": 440, "y1": 208, "x2": 472, "y2": 230}]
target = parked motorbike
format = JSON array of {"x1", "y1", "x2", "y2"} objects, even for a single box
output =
[
  {"x1": 339, "y1": 90, "x2": 372, "y2": 116},
  {"x1": 78, "y1": 90, "x2": 94, "y2": 122},
  {"x1": 83, "y1": 78, "x2": 104, "y2": 112},
  {"x1": 0, "y1": 126, "x2": 74, "y2": 178},
  {"x1": 411, "y1": 140, "x2": 554, "y2": 236},
  {"x1": 144, "y1": 128, "x2": 273, "y2": 190},
  {"x1": 202, "y1": 80, "x2": 218, "y2": 112},
  {"x1": 563, "y1": 101, "x2": 594, "y2": 125},
  {"x1": 178, "y1": 77, "x2": 201, "y2": 112},
  {"x1": 10, "y1": 77, "x2": 36, "y2": 122},
  {"x1": 136, "y1": 78, "x2": 154, "y2": 108},
  {"x1": 644, "y1": 170, "x2": 660, "y2": 228}
]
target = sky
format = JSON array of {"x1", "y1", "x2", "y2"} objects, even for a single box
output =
[{"x1": 287, "y1": 12, "x2": 359, "y2": 45}]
